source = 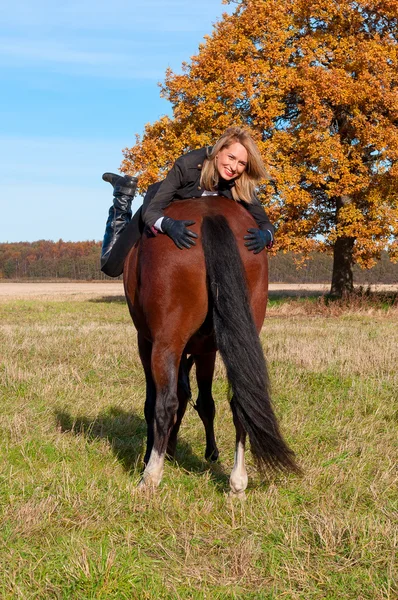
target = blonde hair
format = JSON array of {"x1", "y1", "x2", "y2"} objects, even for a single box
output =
[{"x1": 200, "y1": 127, "x2": 268, "y2": 203}]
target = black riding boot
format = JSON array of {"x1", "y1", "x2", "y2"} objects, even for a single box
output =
[{"x1": 101, "y1": 172, "x2": 138, "y2": 277}]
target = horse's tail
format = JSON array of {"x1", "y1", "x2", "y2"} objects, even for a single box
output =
[{"x1": 201, "y1": 215, "x2": 300, "y2": 475}]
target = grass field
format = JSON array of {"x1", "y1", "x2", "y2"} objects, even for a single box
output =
[{"x1": 0, "y1": 288, "x2": 397, "y2": 599}]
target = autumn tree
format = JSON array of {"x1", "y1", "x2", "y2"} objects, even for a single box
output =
[{"x1": 122, "y1": 0, "x2": 398, "y2": 296}]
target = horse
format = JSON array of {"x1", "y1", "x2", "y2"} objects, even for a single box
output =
[{"x1": 123, "y1": 195, "x2": 300, "y2": 495}]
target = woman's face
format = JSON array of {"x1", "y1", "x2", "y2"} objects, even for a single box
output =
[{"x1": 215, "y1": 142, "x2": 248, "y2": 181}]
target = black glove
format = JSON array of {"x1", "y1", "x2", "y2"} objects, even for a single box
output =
[
  {"x1": 244, "y1": 228, "x2": 273, "y2": 254},
  {"x1": 161, "y1": 217, "x2": 198, "y2": 249}
]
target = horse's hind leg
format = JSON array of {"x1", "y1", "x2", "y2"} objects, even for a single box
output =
[
  {"x1": 140, "y1": 342, "x2": 182, "y2": 488},
  {"x1": 193, "y1": 352, "x2": 219, "y2": 462},
  {"x1": 137, "y1": 334, "x2": 156, "y2": 465},
  {"x1": 229, "y1": 397, "x2": 248, "y2": 497}
]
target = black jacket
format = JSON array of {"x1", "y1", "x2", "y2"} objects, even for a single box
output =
[{"x1": 142, "y1": 147, "x2": 274, "y2": 235}]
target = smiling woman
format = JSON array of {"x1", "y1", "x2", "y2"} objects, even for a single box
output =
[
  {"x1": 100, "y1": 127, "x2": 276, "y2": 277},
  {"x1": 214, "y1": 143, "x2": 248, "y2": 179}
]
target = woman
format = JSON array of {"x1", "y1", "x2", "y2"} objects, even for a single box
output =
[{"x1": 100, "y1": 127, "x2": 275, "y2": 277}]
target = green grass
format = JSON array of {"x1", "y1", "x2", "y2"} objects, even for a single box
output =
[{"x1": 0, "y1": 294, "x2": 397, "y2": 599}]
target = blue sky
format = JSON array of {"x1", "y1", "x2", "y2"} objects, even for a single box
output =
[{"x1": 0, "y1": 0, "x2": 231, "y2": 242}]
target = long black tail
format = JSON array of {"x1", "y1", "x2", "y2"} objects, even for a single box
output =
[{"x1": 201, "y1": 215, "x2": 300, "y2": 475}]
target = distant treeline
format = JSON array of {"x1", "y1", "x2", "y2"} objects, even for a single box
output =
[
  {"x1": 0, "y1": 240, "x2": 397, "y2": 284},
  {"x1": 0, "y1": 241, "x2": 106, "y2": 280},
  {"x1": 269, "y1": 251, "x2": 398, "y2": 285}
]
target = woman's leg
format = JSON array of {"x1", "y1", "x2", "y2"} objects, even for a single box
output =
[
  {"x1": 101, "y1": 207, "x2": 144, "y2": 277},
  {"x1": 100, "y1": 177, "x2": 166, "y2": 278},
  {"x1": 100, "y1": 172, "x2": 138, "y2": 277}
]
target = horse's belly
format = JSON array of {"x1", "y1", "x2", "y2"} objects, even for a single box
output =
[{"x1": 185, "y1": 330, "x2": 216, "y2": 354}]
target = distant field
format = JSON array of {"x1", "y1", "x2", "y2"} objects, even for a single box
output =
[
  {"x1": 0, "y1": 280, "x2": 397, "y2": 301},
  {"x1": 0, "y1": 289, "x2": 396, "y2": 598}
]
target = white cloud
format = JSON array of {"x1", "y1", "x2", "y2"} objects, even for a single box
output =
[
  {"x1": 0, "y1": 1, "x2": 232, "y2": 78},
  {"x1": 0, "y1": 38, "x2": 169, "y2": 79},
  {"x1": 0, "y1": 40, "x2": 128, "y2": 66},
  {"x1": 0, "y1": 0, "x2": 228, "y2": 32}
]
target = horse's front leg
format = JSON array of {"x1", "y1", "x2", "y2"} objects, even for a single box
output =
[
  {"x1": 166, "y1": 353, "x2": 191, "y2": 459},
  {"x1": 140, "y1": 342, "x2": 181, "y2": 488},
  {"x1": 229, "y1": 397, "x2": 248, "y2": 497},
  {"x1": 193, "y1": 352, "x2": 219, "y2": 461},
  {"x1": 137, "y1": 333, "x2": 156, "y2": 465}
]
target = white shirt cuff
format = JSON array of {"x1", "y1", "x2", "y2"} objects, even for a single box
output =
[{"x1": 154, "y1": 217, "x2": 164, "y2": 232}]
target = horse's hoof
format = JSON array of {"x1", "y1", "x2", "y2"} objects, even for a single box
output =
[
  {"x1": 205, "y1": 448, "x2": 219, "y2": 462},
  {"x1": 229, "y1": 489, "x2": 246, "y2": 500},
  {"x1": 137, "y1": 477, "x2": 158, "y2": 492},
  {"x1": 166, "y1": 446, "x2": 176, "y2": 461},
  {"x1": 138, "y1": 469, "x2": 162, "y2": 490}
]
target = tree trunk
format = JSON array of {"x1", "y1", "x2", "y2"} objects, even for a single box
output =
[
  {"x1": 330, "y1": 236, "x2": 355, "y2": 297},
  {"x1": 330, "y1": 195, "x2": 355, "y2": 297}
]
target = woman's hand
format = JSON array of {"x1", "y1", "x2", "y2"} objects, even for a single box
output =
[
  {"x1": 244, "y1": 228, "x2": 273, "y2": 254},
  {"x1": 161, "y1": 217, "x2": 198, "y2": 249}
]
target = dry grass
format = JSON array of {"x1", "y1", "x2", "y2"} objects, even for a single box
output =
[{"x1": 0, "y1": 289, "x2": 396, "y2": 599}]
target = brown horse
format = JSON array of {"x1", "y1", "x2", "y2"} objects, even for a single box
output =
[{"x1": 123, "y1": 196, "x2": 299, "y2": 494}]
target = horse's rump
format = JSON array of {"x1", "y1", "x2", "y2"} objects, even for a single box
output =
[{"x1": 123, "y1": 196, "x2": 268, "y2": 343}]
